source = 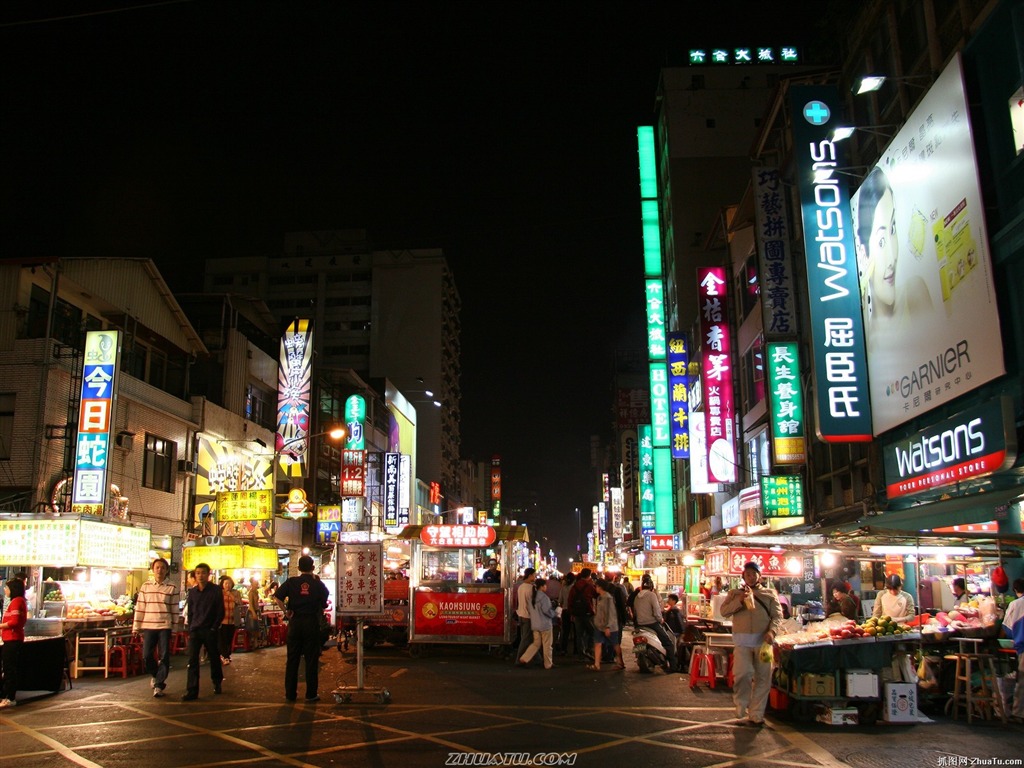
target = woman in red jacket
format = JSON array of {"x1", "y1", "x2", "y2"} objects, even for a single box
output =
[{"x1": 1, "y1": 577, "x2": 28, "y2": 708}]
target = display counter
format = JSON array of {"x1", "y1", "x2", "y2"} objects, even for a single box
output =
[{"x1": 0, "y1": 636, "x2": 68, "y2": 694}]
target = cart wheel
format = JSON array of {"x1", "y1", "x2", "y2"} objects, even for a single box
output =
[
  {"x1": 377, "y1": 690, "x2": 391, "y2": 704},
  {"x1": 792, "y1": 700, "x2": 816, "y2": 723},
  {"x1": 856, "y1": 701, "x2": 879, "y2": 726},
  {"x1": 334, "y1": 694, "x2": 352, "y2": 704}
]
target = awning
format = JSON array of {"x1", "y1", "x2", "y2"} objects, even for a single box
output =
[{"x1": 813, "y1": 485, "x2": 1024, "y2": 537}]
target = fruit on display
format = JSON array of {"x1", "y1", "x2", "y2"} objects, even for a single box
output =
[
  {"x1": 858, "y1": 616, "x2": 914, "y2": 636},
  {"x1": 44, "y1": 589, "x2": 64, "y2": 602}
]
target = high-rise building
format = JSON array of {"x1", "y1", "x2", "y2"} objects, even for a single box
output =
[{"x1": 203, "y1": 229, "x2": 462, "y2": 502}]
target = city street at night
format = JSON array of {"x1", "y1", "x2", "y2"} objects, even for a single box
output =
[{"x1": 3, "y1": 639, "x2": 1023, "y2": 768}]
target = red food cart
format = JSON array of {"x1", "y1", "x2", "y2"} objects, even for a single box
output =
[{"x1": 398, "y1": 524, "x2": 530, "y2": 655}]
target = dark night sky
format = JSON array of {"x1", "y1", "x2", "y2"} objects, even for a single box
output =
[{"x1": 1, "y1": 1, "x2": 831, "y2": 566}]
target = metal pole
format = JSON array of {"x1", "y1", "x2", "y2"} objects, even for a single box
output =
[{"x1": 356, "y1": 621, "x2": 365, "y2": 689}]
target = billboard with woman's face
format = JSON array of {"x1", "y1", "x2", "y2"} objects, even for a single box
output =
[{"x1": 851, "y1": 52, "x2": 1004, "y2": 436}]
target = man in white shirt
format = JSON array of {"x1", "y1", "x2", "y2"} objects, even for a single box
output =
[
  {"x1": 1000, "y1": 578, "x2": 1024, "y2": 722},
  {"x1": 514, "y1": 568, "x2": 537, "y2": 664},
  {"x1": 132, "y1": 558, "x2": 180, "y2": 698}
]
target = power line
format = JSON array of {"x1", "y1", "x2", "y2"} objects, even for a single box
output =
[{"x1": 0, "y1": 0, "x2": 197, "y2": 29}]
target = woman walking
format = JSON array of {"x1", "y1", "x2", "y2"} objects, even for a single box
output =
[
  {"x1": 517, "y1": 577, "x2": 558, "y2": 669},
  {"x1": 219, "y1": 575, "x2": 238, "y2": 665}
]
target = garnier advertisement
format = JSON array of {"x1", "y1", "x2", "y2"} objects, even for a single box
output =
[{"x1": 850, "y1": 52, "x2": 1004, "y2": 436}]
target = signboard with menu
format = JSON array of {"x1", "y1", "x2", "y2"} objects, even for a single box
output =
[
  {"x1": 0, "y1": 517, "x2": 149, "y2": 569},
  {"x1": 336, "y1": 542, "x2": 384, "y2": 616},
  {"x1": 216, "y1": 490, "x2": 274, "y2": 522}
]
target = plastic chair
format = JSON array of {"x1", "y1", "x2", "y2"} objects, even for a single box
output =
[{"x1": 232, "y1": 628, "x2": 250, "y2": 653}]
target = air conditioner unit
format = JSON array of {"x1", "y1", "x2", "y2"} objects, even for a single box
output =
[{"x1": 177, "y1": 459, "x2": 197, "y2": 475}]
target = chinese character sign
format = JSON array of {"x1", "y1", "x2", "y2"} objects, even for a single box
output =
[
  {"x1": 697, "y1": 267, "x2": 737, "y2": 484},
  {"x1": 638, "y1": 425, "x2": 655, "y2": 535},
  {"x1": 383, "y1": 452, "x2": 400, "y2": 528},
  {"x1": 341, "y1": 450, "x2": 366, "y2": 497},
  {"x1": 276, "y1": 319, "x2": 314, "y2": 476},
  {"x1": 790, "y1": 86, "x2": 872, "y2": 442},
  {"x1": 667, "y1": 332, "x2": 690, "y2": 459},
  {"x1": 753, "y1": 167, "x2": 799, "y2": 337},
  {"x1": 419, "y1": 525, "x2": 497, "y2": 548},
  {"x1": 760, "y1": 475, "x2": 805, "y2": 518},
  {"x1": 73, "y1": 330, "x2": 121, "y2": 516},
  {"x1": 766, "y1": 341, "x2": 807, "y2": 464},
  {"x1": 336, "y1": 542, "x2": 384, "y2": 615}
]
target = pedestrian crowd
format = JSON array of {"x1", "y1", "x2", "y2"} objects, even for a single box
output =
[{"x1": 508, "y1": 562, "x2": 782, "y2": 727}]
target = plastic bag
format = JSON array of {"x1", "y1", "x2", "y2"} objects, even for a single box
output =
[
  {"x1": 978, "y1": 596, "x2": 1000, "y2": 627},
  {"x1": 759, "y1": 642, "x2": 774, "y2": 664}
]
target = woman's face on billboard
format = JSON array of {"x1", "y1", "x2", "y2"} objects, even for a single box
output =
[{"x1": 867, "y1": 187, "x2": 899, "y2": 312}]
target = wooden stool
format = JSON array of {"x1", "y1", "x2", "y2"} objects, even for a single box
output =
[{"x1": 950, "y1": 651, "x2": 1007, "y2": 724}]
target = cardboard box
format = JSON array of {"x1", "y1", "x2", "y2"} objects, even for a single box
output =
[
  {"x1": 818, "y1": 706, "x2": 859, "y2": 725},
  {"x1": 883, "y1": 682, "x2": 918, "y2": 722},
  {"x1": 845, "y1": 669, "x2": 879, "y2": 698},
  {"x1": 798, "y1": 673, "x2": 836, "y2": 697}
]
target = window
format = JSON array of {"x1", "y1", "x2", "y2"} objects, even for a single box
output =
[
  {"x1": 741, "y1": 335, "x2": 766, "y2": 413},
  {"x1": 0, "y1": 393, "x2": 14, "y2": 460},
  {"x1": 246, "y1": 385, "x2": 276, "y2": 430},
  {"x1": 143, "y1": 434, "x2": 176, "y2": 492}
]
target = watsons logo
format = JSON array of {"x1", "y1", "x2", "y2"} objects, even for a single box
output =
[
  {"x1": 883, "y1": 398, "x2": 1014, "y2": 498},
  {"x1": 886, "y1": 340, "x2": 971, "y2": 399},
  {"x1": 808, "y1": 140, "x2": 852, "y2": 302},
  {"x1": 893, "y1": 418, "x2": 984, "y2": 478}
]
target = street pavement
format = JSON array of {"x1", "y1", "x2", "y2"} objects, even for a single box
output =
[{"x1": 2, "y1": 636, "x2": 1023, "y2": 768}]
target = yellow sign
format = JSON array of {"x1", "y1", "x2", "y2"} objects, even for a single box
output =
[
  {"x1": 182, "y1": 544, "x2": 279, "y2": 571},
  {"x1": 243, "y1": 546, "x2": 279, "y2": 570},
  {"x1": 183, "y1": 545, "x2": 244, "y2": 570},
  {"x1": 216, "y1": 490, "x2": 273, "y2": 522}
]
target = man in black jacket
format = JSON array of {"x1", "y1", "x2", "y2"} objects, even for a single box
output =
[
  {"x1": 182, "y1": 562, "x2": 225, "y2": 701},
  {"x1": 275, "y1": 555, "x2": 330, "y2": 702}
]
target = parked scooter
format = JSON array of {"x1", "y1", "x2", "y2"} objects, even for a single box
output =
[{"x1": 631, "y1": 626, "x2": 670, "y2": 673}]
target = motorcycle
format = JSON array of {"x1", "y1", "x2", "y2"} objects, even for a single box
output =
[{"x1": 631, "y1": 626, "x2": 670, "y2": 673}]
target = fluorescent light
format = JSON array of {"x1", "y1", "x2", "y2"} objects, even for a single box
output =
[
  {"x1": 856, "y1": 75, "x2": 886, "y2": 94},
  {"x1": 868, "y1": 545, "x2": 974, "y2": 556},
  {"x1": 832, "y1": 125, "x2": 856, "y2": 141}
]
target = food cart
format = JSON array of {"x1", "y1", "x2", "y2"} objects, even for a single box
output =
[
  {"x1": 0, "y1": 514, "x2": 151, "y2": 686},
  {"x1": 398, "y1": 524, "x2": 529, "y2": 655}
]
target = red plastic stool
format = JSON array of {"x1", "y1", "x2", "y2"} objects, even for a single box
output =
[
  {"x1": 689, "y1": 648, "x2": 717, "y2": 689},
  {"x1": 107, "y1": 645, "x2": 135, "y2": 678},
  {"x1": 232, "y1": 628, "x2": 250, "y2": 653},
  {"x1": 171, "y1": 631, "x2": 190, "y2": 654}
]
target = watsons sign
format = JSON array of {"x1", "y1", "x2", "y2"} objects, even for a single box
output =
[
  {"x1": 882, "y1": 398, "x2": 1016, "y2": 498},
  {"x1": 789, "y1": 85, "x2": 872, "y2": 443}
]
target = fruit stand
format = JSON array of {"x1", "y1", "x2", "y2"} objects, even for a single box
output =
[{"x1": 772, "y1": 616, "x2": 922, "y2": 725}]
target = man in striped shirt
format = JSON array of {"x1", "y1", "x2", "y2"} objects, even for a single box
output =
[{"x1": 132, "y1": 557, "x2": 180, "y2": 698}]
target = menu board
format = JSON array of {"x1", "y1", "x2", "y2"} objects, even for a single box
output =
[
  {"x1": 0, "y1": 518, "x2": 149, "y2": 568},
  {"x1": 336, "y1": 542, "x2": 383, "y2": 615},
  {"x1": 78, "y1": 520, "x2": 151, "y2": 569},
  {"x1": 216, "y1": 490, "x2": 273, "y2": 522},
  {"x1": 0, "y1": 519, "x2": 79, "y2": 566}
]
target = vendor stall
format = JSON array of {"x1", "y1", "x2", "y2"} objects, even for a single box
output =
[
  {"x1": 0, "y1": 514, "x2": 151, "y2": 683},
  {"x1": 397, "y1": 524, "x2": 529, "y2": 653}
]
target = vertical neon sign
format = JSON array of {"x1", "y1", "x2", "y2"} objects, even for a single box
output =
[
  {"x1": 277, "y1": 319, "x2": 314, "y2": 477},
  {"x1": 72, "y1": 330, "x2": 121, "y2": 516},
  {"x1": 698, "y1": 267, "x2": 737, "y2": 484}
]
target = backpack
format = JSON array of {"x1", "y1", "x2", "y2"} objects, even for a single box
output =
[{"x1": 570, "y1": 585, "x2": 592, "y2": 617}]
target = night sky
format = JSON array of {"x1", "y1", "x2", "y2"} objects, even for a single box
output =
[{"x1": 2, "y1": 1, "x2": 833, "y2": 566}]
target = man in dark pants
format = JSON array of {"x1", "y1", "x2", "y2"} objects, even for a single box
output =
[
  {"x1": 181, "y1": 562, "x2": 224, "y2": 701},
  {"x1": 275, "y1": 555, "x2": 330, "y2": 702}
]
